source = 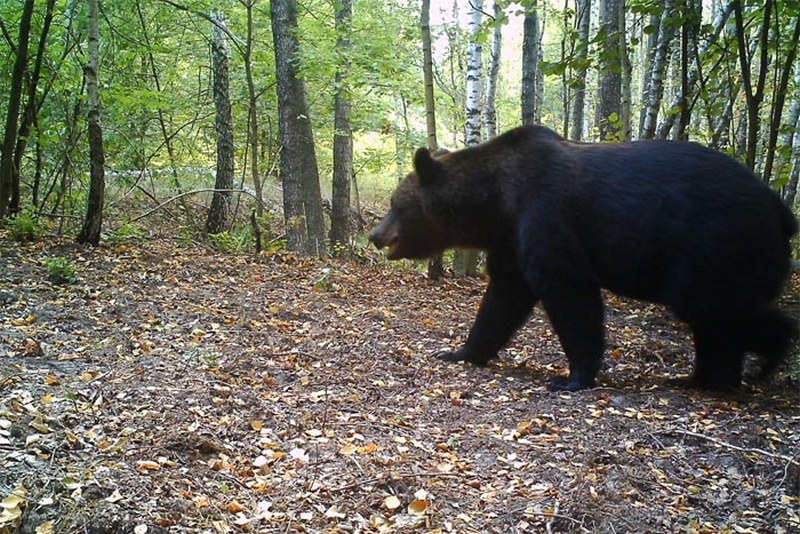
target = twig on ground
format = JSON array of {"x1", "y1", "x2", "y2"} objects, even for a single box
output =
[
  {"x1": 328, "y1": 471, "x2": 464, "y2": 494},
  {"x1": 663, "y1": 428, "x2": 799, "y2": 466}
]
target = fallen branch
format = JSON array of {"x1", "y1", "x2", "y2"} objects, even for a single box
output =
[
  {"x1": 663, "y1": 429, "x2": 799, "y2": 466},
  {"x1": 328, "y1": 471, "x2": 463, "y2": 494},
  {"x1": 126, "y1": 188, "x2": 267, "y2": 226}
]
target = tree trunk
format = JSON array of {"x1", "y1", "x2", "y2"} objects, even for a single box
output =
[
  {"x1": 779, "y1": 59, "x2": 800, "y2": 202},
  {"x1": 619, "y1": 3, "x2": 632, "y2": 140},
  {"x1": 734, "y1": 0, "x2": 773, "y2": 171},
  {"x1": 782, "y1": 100, "x2": 800, "y2": 207},
  {"x1": 596, "y1": 0, "x2": 625, "y2": 140},
  {"x1": 77, "y1": 0, "x2": 105, "y2": 245},
  {"x1": 762, "y1": 15, "x2": 800, "y2": 185},
  {"x1": 422, "y1": 0, "x2": 438, "y2": 151},
  {"x1": 570, "y1": 0, "x2": 591, "y2": 140},
  {"x1": 0, "y1": 0, "x2": 35, "y2": 218},
  {"x1": 641, "y1": 0, "x2": 676, "y2": 139},
  {"x1": 657, "y1": 1, "x2": 731, "y2": 139},
  {"x1": 271, "y1": 0, "x2": 327, "y2": 256},
  {"x1": 206, "y1": 12, "x2": 235, "y2": 235},
  {"x1": 422, "y1": 0, "x2": 444, "y2": 279},
  {"x1": 464, "y1": 0, "x2": 483, "y2": 146},
  {"x1": 638, "y1": 9, "x2": 661, "y2": 138},
  {"x1": 11, "y1": 0, "x2": 56, "y2": 215},
  {"x1": 455, "y1": 0, "x2": 483, "y2": 276},
  {"x1": 330, "y1": 0, "x2": 353, "y2": 250},
  {"x1": 485, "y1": 2, "x2": 503, "y2": 139},
  {"x1": 243, "y1": 0, "x2": 264, "y2": 218},
  {"x1": 521, "y1": 1, "x2": 540, "y2": 125}
]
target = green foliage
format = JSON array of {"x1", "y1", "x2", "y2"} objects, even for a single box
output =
[
  {"x1": 9, "y1": 210, "x2": 44, "y2": 242},
  {"x1": 108, "y1": 222, "x2": 146, "y2": 243},
  {"x1": 45, "y1": 257, "x2": 77, "y2": 285},
  {"x1": 209, "y1": 228, "x2": 253, "y2": 254}
]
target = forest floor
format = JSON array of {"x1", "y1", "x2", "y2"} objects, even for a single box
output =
[{"x1": 1, "y1": 237, "x2": 799, "y2": 534}]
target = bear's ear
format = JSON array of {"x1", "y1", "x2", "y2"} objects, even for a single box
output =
[{"x1": 413, "y1": 147, "x2": 443, "y2": 186}]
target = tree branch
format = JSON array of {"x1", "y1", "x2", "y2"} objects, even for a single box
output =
[
  {"x1": 125, "y1": 188, "x2": 266, "y2": 226},
  {"x1": 662, "y1": 429, "x2": 799, "y2": 466},
  {"x1": 153, "y1": 0, "x2": 247, "y2": 55}
]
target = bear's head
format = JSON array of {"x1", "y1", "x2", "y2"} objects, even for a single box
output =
[{"x1": 369, "y1": 148, "x2": 458, "y2": 260}]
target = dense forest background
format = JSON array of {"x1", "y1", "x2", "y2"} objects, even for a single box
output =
[{"x1": 1, "y1": 0, "x2": 799, "y2": 262}]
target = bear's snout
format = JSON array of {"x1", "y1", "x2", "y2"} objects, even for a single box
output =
[{"x1": 368, "y1": 213, "x2": 398, "y2": 250}]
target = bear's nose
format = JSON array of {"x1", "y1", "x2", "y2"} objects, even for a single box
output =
[{"x1": 368, "y1": 228, "x2": 384, "y2": 248}]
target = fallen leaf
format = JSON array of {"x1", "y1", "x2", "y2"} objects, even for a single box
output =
[
  {"x1": 408, "y1": 499, "x2": 429, "y2": 514},
  {"x1": 136, "y1": 461, "x2": 161, "y2": 472},
  {"x1": 227, "y1": 501, "x2": 246, "y2": 513},
  {"x1": 384, "y1": 495, "x2": 402, "y2": 510}
]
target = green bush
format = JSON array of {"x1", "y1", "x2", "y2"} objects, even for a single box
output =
[
  {"x1": 45, "y1": 257, "x2": 77, "y2": 285},
  {"x1": 9, "y1": 210, "x2": 44, "y2": 242},
  {"x1": 209, "y1": 229, "x2": 252, "y2": 254},
  {"x1": 108, "y1": 222, "x2": 145, "y2": 243}
]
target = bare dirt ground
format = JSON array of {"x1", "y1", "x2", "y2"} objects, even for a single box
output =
[{"x1": 1, "y1": 238, "x2": 798, "y2": 534}]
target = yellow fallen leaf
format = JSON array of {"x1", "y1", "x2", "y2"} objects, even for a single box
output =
[
  {"x1": 29, "y1": 420, "x2": 52, "y2": 433},
  {"x1": 0, "y1": 506, "x2": 22, "y2": 525},
  {"x1": 339, "y1": 444, "x2": 357, "y2": 455},
  {"x1": 227, "y1": 501, "x2": 246, "y2": 513},
  {"x1": 384, "y1": 495, "x2": 402, "y2": 510},
  {"x1": 35, "y1": 520, "x2": 55, "y2": 534},
  {"x1": 136, "y1": 461, "x2": 161, "y2": 472},
  {"x1": 46, "y1": 375, "x2": 60, "y2": 386},
  {"x1": 408, "y1": 499, "x2": 430, "y2": 514},
  {"x1": 250, "y1": 420, "x2": 264, "y2": 431},
  {"x1": 1, "y1": 490, "x2": 27, "y2": 509},
  {"x1": 358, "y1": 443, "x2": 379, "y2": 454}
]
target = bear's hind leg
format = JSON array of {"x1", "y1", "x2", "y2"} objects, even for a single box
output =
[
  {"x1": 541, "y1": 281, "x2": 605, "y2": 392},
  {"x1": 688, "y1": 320, "x2": 745, "y2": 391},
  {"x1": 740, "y1": 306, "x2": 797, "y2": 378}
]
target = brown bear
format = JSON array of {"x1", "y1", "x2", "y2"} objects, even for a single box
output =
[{"x1": 369, "y1": 125, "x2": 798, "y2": 392}]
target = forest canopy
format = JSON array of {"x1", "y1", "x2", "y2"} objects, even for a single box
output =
[{"x1": 0, "y1": 0, "x2": 799, "y2": 256}]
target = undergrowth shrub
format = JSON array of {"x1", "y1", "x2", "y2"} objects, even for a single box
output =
[
  {"x1": 9, "y1": 210, "x2": 44, "y2": 242},
  {"x1": 45, "y1": 257, "x2": 77, "y2": 284}
]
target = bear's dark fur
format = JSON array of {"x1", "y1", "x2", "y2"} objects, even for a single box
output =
[{"x1": 369, "y1": 125, "x2": 798, "y2": 392}]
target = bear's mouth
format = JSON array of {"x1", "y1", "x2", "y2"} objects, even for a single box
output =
[{"x1": 387, "y1": 237, "x2": 401, "y2": 259}]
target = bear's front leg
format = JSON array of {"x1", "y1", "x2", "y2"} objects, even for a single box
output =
[
  {"x1": 541, "y1": 279, "x2": 605, "y2": 392},
  {"x1": 435, "y1": 255, "x2": 537, "y2": 366}
]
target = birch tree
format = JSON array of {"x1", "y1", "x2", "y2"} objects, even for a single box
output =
[
  {"x1": 464, "y1": 0, "x2": 484, "y2": 146},
  {"x1": 640, "y1": 0, "x2": 676, "y2": 139},
  {"x1": 454, "y1": 0, "x2": 483, "y2": 276},
  {"x1": 570, "y1": 0, "x2": 591, "y2": 140},
  {"x1": 485, "y1": 2, "x2": 503, "y2": 139},
  {"x1": 656, "y1": 1, "x2": 732, "y2": 139},
  {"x1": 77, "y1": 0, "x2": 105, "y2": 245}
]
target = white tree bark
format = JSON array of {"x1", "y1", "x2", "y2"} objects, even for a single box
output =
[
  {"x1": 641, "y1": 0, "x2": 676, "y2": 139},
  {"x1": 465, "y1": 0, "x2": 483, "y2": 146},
  {"x1": 484, "y1": 2, "x2": 503, "y2": 139}
]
